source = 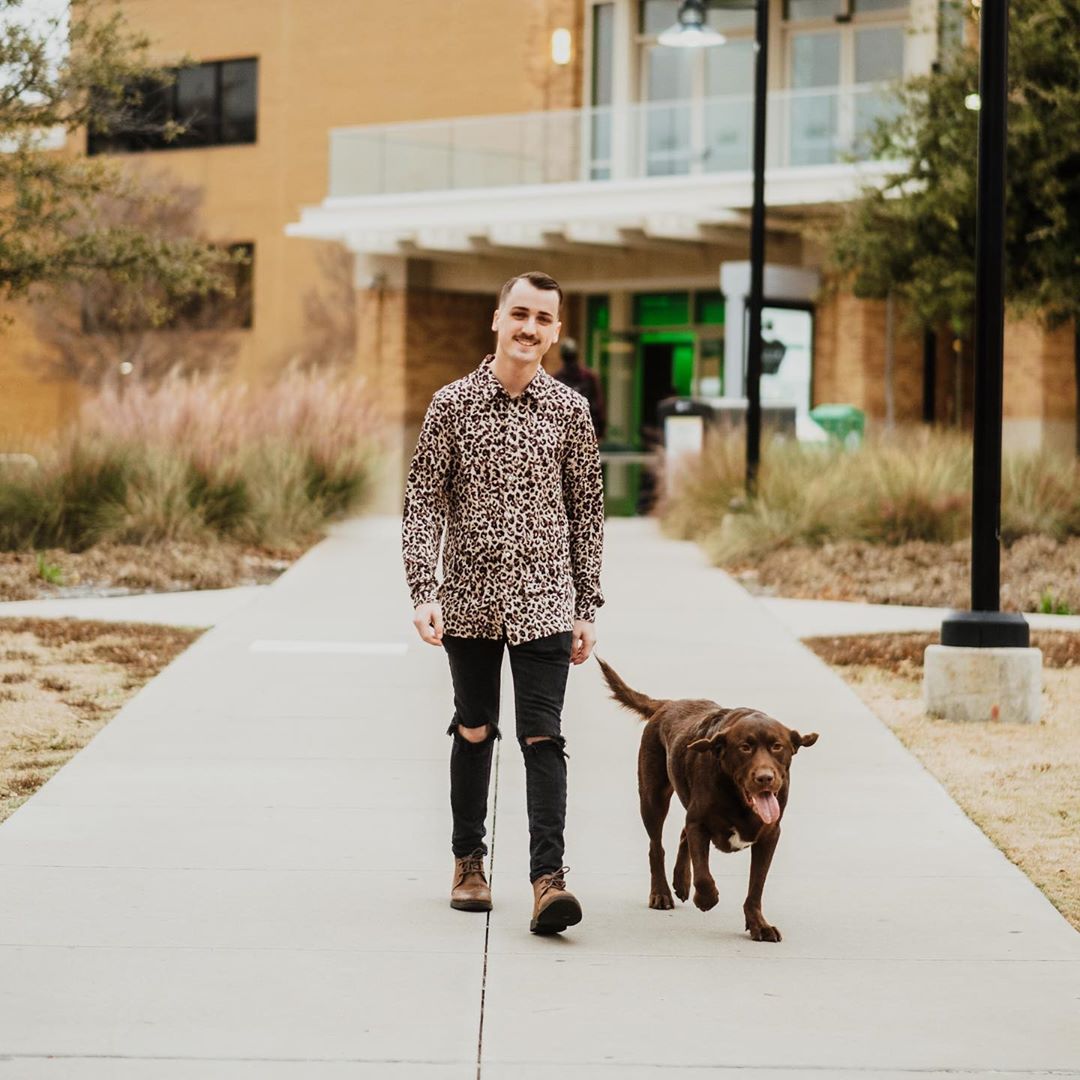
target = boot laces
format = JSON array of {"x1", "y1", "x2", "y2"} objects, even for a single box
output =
[
  {"x1": 541, "y1": 866, "x2": 570, "y2": 896},
  {"x1": 456, "y1": 852, "x2": 486, "y2": 884}
]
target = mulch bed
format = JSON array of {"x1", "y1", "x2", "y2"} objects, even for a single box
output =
[
  {"x1": 805, "y1": 630, "x2": 1080, "y2": 673},
  {"x1": 0, "y1": 539, "x2": 314, "y2": 602},
  {"x1": 729, "y1": 535, "x2": 1080, "y2": 613}
]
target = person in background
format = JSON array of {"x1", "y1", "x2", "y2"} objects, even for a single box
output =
[{"x1": 553, "y1": 338, "x2": 606, "y2": 441}]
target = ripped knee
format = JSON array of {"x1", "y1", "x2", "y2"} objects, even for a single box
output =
[
  {"x1": 521, "y1": 733, "x2": 569, "y2": 760},
  {"x1": 446, "y1": 720, "x2": 501, "y2": 743}
]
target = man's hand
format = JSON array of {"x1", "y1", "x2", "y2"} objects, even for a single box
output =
[
  {"x1": 413, "y1": 601, "x2": 445, "y2": 646},
  {"x1": 571, "y1": 619, "x2": 596, "y2": 665}
]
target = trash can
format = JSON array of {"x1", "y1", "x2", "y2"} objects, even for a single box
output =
[{"x1": 809, "y1": 403, "x2": 865, "y2": 448}]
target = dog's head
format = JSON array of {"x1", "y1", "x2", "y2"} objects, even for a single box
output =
[{"x1": 689, "y1": 710, "x2": 818, "y2": 826}]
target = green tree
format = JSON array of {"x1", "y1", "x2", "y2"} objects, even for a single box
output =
[
  {"x1": 828, "y1": 0, "x2": 1080, "y2": 450},
  {"x1": 0, "y1": 0, "x2": 233, "y2": 326}
]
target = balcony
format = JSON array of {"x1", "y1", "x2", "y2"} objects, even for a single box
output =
[
  {"x1": 328, "y1": 84, "x2": 898, "y2": 199},
  {"x1": 290, "y1": 84, "x2": 900, "y2": 258}
]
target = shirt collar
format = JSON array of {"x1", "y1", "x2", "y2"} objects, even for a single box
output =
[{"x1": 476, "y1": 354, "x2": 553, "y2": 402}]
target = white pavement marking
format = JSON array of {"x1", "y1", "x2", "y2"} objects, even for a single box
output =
[{"x1": 248, "y1": 640, "x2": 408, "y2": 655}]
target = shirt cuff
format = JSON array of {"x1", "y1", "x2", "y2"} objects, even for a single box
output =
[
  {"x1": 410, "y1": 583, "x2": 439, "y2": 608},
  {"x1": 574, "y1": 595, "x2": 603, "y2": 623}
]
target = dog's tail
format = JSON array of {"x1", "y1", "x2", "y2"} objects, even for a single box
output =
[{"x1": 595, "y1": 655, "x2": 664, "y2": 720}]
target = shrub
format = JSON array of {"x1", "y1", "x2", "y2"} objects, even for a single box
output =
[
  {"x1": 1001, "y1": 451, "x2": 1080, "y2": 542},
  {"x1": 660, "y1": 427, "x2": 1080, "y2": 564},
  {"x1": 857, "y1": 431, "x2": 971, "y2": 544},
  {"x1": 0, "y1": 363, "x2": 381, "y2": 551}
]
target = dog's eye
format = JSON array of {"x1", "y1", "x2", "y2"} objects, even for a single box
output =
[
  {"x1": 772, "y1": 743, "x2": 784, "y2": 753},
  {"x1": 739, "y1": 744, "x2": 752, "y2": 754}
]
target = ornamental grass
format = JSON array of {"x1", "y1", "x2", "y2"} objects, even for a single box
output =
[
  {"x1": 0, "y1": 364, "x2": 381, "y2": 551},
  {"x1": 659, "y1": 428, "x2": 1080, "y2": 564}
]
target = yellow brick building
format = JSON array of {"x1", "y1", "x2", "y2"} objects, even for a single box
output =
[{"x1": 3, "y1": 0, "x2": 1075, "y2": 501}]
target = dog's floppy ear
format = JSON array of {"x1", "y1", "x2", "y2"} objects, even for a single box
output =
[
  {"x1": 790, "y1": 730, "x2": 819, "y2": 754},
  {"x1": 689, "y1": 731, "x2": 727, "y2": 754}
]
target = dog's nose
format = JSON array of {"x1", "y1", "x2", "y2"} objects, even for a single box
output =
[{"x1": 753, "y1": 769, "x2": 776, "y2": 787}]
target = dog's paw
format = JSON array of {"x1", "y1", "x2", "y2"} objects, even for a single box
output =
[
  {"x1": 649, "y1": 891, "x2": 675, "y2": 910},
  {"x1": 747, "y1": 921, "x2": 782, "y2": 942},
  {"x1": 693, "y1": 883, "x2": 719, "y2": 911},
  {"x1": 672, "y1": 868, "x2": 690, "y2": 902}
]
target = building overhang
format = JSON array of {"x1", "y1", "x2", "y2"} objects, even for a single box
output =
[{"x1": 287, "y1": 161, "x2": 899, "y2": 259}]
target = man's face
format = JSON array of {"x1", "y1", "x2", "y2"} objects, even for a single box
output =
[{"x1": 492, "y1": 279, "x2": 561, "y2": 366}]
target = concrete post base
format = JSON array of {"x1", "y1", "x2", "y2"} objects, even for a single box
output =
[{"x1": 923, "y1": 645, "x2": 1043, "y2": 723}]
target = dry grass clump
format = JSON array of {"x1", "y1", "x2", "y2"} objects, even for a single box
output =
[
  {"x1": 1002, "y1": 450, "x2": 1080, "y2": 541},
  {"x1": 661, "y1": 428, "x2": 1080, "y2": 565},
  {"x1": 0, "y1": 364, "x2": 382, "y2": 552}
]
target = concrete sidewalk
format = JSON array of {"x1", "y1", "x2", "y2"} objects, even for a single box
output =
[
  {"x1": 0, "y1": 585, "x2": 264, "y2": 627},
  {"x1": 0, "y1": 516, "x2": 1077, "y2": 1078}
]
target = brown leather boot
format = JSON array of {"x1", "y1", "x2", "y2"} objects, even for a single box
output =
[
  {"x1": 450, "y1": 851, "x2": 492, "y2": 912},
  {"x1": 529, "y1": 866, "x2": 582, "y2": 935}
]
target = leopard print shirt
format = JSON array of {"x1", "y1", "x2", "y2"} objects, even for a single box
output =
[{"x1": 402, "y1": 354, "x2": 605, "y2": 645}]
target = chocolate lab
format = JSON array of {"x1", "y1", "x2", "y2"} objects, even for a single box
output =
[{"x1": 597, "y1": 657, "x2": 818, "y2": 942}]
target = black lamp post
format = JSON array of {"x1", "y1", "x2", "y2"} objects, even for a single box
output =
[
  {"x1": 659, "y1": 0, "x2": 769, "y2": 495},
  {"x1": 940, "y1": 0, "x2": 1029, "y2": 650}
]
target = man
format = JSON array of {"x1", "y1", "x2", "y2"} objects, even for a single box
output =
[
  {"x1": 402, "y1": 271, "x2": 604, "y2": 935},
  {"x1": 553, "y1": 338, "x2": 606, "y2": 440}
]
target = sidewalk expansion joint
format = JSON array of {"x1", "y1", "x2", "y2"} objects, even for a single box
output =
[{"x1": 475, "y1": 737, "x2": 500, "y2": 1080}]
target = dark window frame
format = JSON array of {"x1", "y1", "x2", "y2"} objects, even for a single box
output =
[{"x1": 88, "y1": 57, "x2": 258, "y2": 155}]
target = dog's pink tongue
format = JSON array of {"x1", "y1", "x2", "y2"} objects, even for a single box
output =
[{"x1": 752, "y1": 792, "x2": 780, "y2": 824}]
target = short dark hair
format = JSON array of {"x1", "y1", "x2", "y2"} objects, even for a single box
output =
[{"x1": 498, "y1": 271, "x2": 563, "y2": 314}]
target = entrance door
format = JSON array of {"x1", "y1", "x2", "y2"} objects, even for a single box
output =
[
  {"x1": 639, "y1": 338, "x2": 694, "y2": 444},
  {"x1": 636, "y1": 335, "x2": 694, "y2": 512}
]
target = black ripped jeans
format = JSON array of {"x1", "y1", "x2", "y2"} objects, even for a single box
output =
[{"x1": 444, "y1": 630, "x2": 573, "y2": 882}]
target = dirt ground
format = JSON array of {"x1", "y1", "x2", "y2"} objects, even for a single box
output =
[
  {"x1": 805, "y1": 632, "x2": 1080, "y2": 930},
  {"x1": 729, "y1": 535, "x2": 1080, "y2": 613},
  {"x1": 0, "y1": 538, "x2": 313, "y2": 602},
  {"x1": 0, "y1": 617, "x2": 203, "y2": 824}
]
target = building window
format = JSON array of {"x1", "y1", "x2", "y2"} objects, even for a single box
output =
[
  {"x1": 88, "y1": 58, "x2": 258, "y2": 154},
  {"x1": 785, "y1": 0, "x2": 908, "y2": 18},
  {"x1": 786, "y1": 0, "x2": 844, "y2": 19},
  {"x1": 636, "y1": 2, "x2": 755, "y2": 177},
  {"x1": 590, "y1": 3, "x2": 615, "y2": 179},
  {"x1": 783, "y1": 0, "x2": 908, "y2": 165},
  {"x1": 640, "y1": 0, "x2": 753, "y2": 34}
]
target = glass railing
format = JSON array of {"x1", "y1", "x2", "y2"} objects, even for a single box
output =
[{"x1": 328, "y1": 83, "x2": 899, "y2": 199}]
